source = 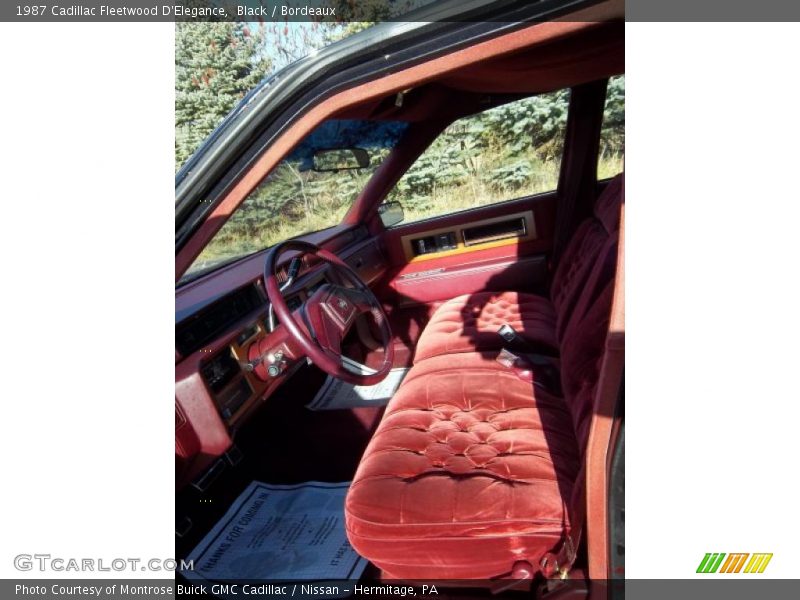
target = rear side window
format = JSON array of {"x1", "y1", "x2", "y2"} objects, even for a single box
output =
[
  {"x1": 599, "y1": 74, "x2": 625, "y2": 179},
  {"x1": 385, "y1": 89, "x2": 569, "y2": 224}
]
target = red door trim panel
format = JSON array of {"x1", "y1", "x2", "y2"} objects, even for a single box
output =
[{"x1": 386, "y1": 255, "x2": 547, "y2": 307}]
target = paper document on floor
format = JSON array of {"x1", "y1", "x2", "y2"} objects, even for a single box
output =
[
  {"x1": 183, "y1": 481, "x2": 367, "y2": 593},
  {"x1": 306, "y1": 368, "x2": 407, "y2": 410}
]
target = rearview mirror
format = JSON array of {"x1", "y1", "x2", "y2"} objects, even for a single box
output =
[
  {"x1": 312, "y1": 148, "x2": 370, "y2": 171},
  {"x1": 378, "y1": 201, "x2": 405, "y2": 228}
]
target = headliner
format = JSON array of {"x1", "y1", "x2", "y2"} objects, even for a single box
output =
[{"x1": 334, "y1": 21, "x2": 623, "y2": 124}]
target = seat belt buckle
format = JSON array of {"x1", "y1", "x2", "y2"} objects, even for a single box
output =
[
  {"x1": 498, "y1": 323, "x2": 518, "y2": 343},
  {"x1": 496, "y1": 347, "x2": 521, "y2": 368},
  {"x1": 540, "y1": 553, "x2": 570, "y2": 582},
  {"x1": 496, "y1": 348, "x2": 536, "y2": 384}
]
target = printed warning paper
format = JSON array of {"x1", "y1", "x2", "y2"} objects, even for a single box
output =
[
  {"x1": 184, "y1": 481, "x2": 367, "y2": 585},
  {"x1": 306, "y1": 368, "x2": 407, "y2": 411}
]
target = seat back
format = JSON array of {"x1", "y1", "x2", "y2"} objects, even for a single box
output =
[
  {"x1": 556, "y1": 173, "x2": 623, "y2": 451},
  {"x1": 550, "y1": 174, "x2": 624, "y2": 344}
]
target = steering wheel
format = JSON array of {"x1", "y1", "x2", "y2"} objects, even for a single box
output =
[{"x1": 262, "y1": 240, "x2": 394, "y2": 386}]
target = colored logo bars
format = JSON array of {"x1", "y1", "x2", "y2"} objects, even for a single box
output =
[{"x1": 696, "y1": 553, "x2": 773, "y2": 574}]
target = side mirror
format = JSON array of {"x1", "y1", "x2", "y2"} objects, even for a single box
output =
[
  {"x1": 378, "y1": 201, "x2": 405, "y2": 228},
  {"x1": 312, "y1": 148, "x2": 370, "y2": 171}
]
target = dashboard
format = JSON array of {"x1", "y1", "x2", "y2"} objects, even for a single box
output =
[
  {"x1": 189, "y1": 271, "x2": 328, "y2": 427},
  {"x1": 175, "y1": 232, "x2": 386, "y2": 488}
]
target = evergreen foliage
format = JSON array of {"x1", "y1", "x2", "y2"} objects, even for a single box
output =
[{"x1": 175, "y1": 22, "x2": 270, "y2": 169}]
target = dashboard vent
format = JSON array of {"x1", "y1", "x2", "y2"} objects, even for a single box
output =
[{"x1": 176, "y1": 283, "x2": 264, "y2": 356}]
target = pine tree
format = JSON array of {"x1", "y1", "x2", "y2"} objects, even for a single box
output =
[{"x1": 175, "y1": 22, "x2": 271, "y2": 169}]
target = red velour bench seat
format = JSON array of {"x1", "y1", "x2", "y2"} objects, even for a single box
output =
[{"x1": 344, "y1": 174, "x2": 624, "y2": 580}]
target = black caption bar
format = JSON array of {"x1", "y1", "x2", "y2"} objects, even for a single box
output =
[
  {"x1": 3, "y1": 0, "x2": 491, "y2": 23},
  {"x1": 4, "y1": 0, "x2": 800, "y2": 22},
  {"x1": 4, "y1": 579, "x2": 800, "y2": 599}
]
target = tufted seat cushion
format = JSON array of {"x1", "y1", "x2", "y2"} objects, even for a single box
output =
[
  {"x1": 345, "y1": 352, "x2": 580, "y2": 579},
  {"x1": 413, "y1": 291, "x2": 557, "y2": 363}
]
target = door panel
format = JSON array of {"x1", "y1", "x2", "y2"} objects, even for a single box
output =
[
  {"x1": 379, "y1": 191, "x2": 557, "y2": 307},
  {"x1": 399, "y1": 210, "x2": 536, "y2": 263},
  {"x1": 388, "y1": 254, "x2": 547, "y2": 307}
]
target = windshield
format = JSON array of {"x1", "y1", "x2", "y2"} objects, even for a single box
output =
[{"x1": 182, "y1": 119, "x2": 408, "y2": 283}]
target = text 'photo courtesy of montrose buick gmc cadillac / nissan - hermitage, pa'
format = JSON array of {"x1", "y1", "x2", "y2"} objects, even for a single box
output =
[{"x1": 175, "y1": 2, "x2": 624, "y2": 597}]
